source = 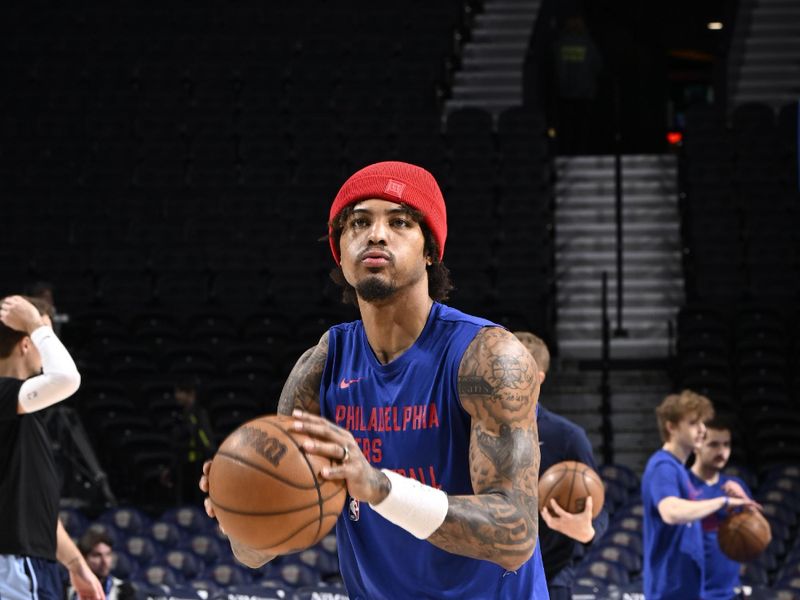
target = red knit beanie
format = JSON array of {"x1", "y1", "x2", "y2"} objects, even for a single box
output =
[{"x1": 328, "y1": 161, "x2": 447, "y2": 264}]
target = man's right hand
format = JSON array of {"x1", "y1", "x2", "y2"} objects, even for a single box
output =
[
  {"x1": 199, "y1": 459, "x2": 276, "y2": 568},
  {"x1": 199, "y1": 460, "x2": 220, "y2": 525},
  {"x1": 0, "y1": 296, "x2": 45, "y2": 334}
]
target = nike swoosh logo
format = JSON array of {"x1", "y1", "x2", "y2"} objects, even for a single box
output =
[{"x1": 339, "y1": 378, "x2": 364, "y2": 389}]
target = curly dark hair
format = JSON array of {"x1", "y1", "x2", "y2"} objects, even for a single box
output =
[{"x1": 328, "y1": 204, "x2": 454, "y2": 306}]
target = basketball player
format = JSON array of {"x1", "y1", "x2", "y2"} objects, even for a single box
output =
[
  {"x1": 689, "y1": 417, "x2": 754, "y2": 600},
  {"x1": 642, "y1": 391, "x2": 758, "y2": 600},
  {"x1": 0, "y1": 295, "x2": 104, "y2": 600},
  {"x1": 202, "y1": 161, "x2": 549, "y2": 598},
  {"x1": 514, "y1": 332, "x2": 608, "y2": 600}
]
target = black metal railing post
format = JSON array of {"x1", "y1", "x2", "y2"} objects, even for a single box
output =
[
  {"x1": 613, "y1": 78, "x2": 627, "y2": 338},
  {"x1": 600, "y1": 272, "x2": 613, "y2": 466}
]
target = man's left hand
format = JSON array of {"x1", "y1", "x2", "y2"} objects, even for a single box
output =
[
  {"x1": 722, "y1": 480, "x2": 748, "y2": 500},
  {"x1": 540, "y1": 496, "x2": 595, "y2": 544},
  {"x1": 69, "y1": 560, "x2": 105, "y2": 600}
]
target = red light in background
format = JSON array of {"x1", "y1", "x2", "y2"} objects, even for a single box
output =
[{"x1": 667, "y1": 131, "x2": 683, "y2": 145}]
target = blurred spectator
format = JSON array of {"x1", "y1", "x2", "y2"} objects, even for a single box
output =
[
  {"x1": 172, "y1": 380, "x2": 216, "y2": 505},
  {"x1": 71, "y1": 531, "x2": 134, "y2": 600}
]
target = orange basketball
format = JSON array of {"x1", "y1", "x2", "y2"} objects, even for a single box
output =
[
  {"x1": 208, "y1": 414, "x2": 346, "y2": 554},
  {"x1": 718, "y1": 510, "x2": 772, "y2": 562},
  {"x1": 538, "y1": 460, "x2": 605, "y2": 518}
]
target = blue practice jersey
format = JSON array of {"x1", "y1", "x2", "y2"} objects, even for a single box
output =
[
  {"x1": 320, "y1": 303, "x2": 549, "y2": 600},
  {"x1": 687, "y1": 471, "x2": 751, "y2": 600},
  {"x1": 642, "y1": 449, "x2": 705, "y2": 600}
]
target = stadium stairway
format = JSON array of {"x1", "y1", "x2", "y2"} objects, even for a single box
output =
[
  {"x1": 729, "y1": 0, "x2": 800, "y2": 108},
  {"x1": 554, "y1": 155, "x2": 684, "y2": 360},
  {"x1": 446, "y1": 0, "x2": 542, "y2": 114},
  {"x1": 544, "y1": 366, "x2": 670, "y2": 474}
]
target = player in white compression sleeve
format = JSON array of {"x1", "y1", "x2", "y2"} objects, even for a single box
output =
[{"x1": 0, "y1": 295, "x2": 81, "y2": 413}]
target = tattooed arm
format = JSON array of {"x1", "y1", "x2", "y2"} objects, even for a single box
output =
[
  {"x1": 276, "y1": 331, "x2": 329, "y2": 416},
  {"x1": 426, "y1": 327, "x2": 541, "y2": 571}
]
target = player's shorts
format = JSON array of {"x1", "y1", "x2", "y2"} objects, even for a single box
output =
[{"x1": 0, "y1": 555, "x2": 63, "y2": 600}]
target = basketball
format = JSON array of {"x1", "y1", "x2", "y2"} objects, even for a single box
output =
[
  {"x1": 718, "y1": 510, "x2": 772, "y2": 562},
  {"x1": 207, "y1": 414, "x2": 347, "y2": 554},
  {"x1": 538, "y1": 460, "x2": 605, "y2": 518}
]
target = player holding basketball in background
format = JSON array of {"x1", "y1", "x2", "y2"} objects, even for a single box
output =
[
  {"x1": 514, "y1": 332, "x2": 608, "y2": 600},
  {"x1": 642, "y1": 391, "x2": 758, "y2": 600},
  {"x1": 0, "y1": 296, "x2": 104, "y2": 600},
  {"x1": 689, "y1": 417, "x2": 755, "y2": 600},
  {"x1": 202, "y1": 161, "x2": 549, "y2": 598}
]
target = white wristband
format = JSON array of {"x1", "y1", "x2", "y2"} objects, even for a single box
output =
[{"x1": 371, "y1": 469, "x2": 449, "y2": 539}]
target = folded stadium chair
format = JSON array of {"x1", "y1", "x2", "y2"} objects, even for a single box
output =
[
  {"x1": 161, "y1": 506, "x2": 213, "y2": 535},
  {"x1": 59, "y1": 508, "x2": 90, "y2": 538},
  {"x1": 598, "y1": 464, "x2": 640, "y2": 495},
  {"x1": 141, "y1": 563, "x2": 184, "y2": 587},
  {"x1": 150, "y1": 520, "x2": 185, "y2": 548},
  {"x1": 571, "y1": 579, "x2": 610, "y2": 599},
  {"x1": 576, "y1": 559, "x2": 630, "y2": 585},
  {"x1": 603, "y1": 531, "x2": 644, "y2": 556},
  {"x1": 297, "y1": 547, "x2": 340, "y2": 580},
  {"x1": 84, "y1": 521, "x2": 125, "y2": 547},
  {"x1": 99, "y1": 507, "x2": 150, "y2": 537},
  {"x1": 110, "y1": 550, "x2": 138, "y2": 580},
  {"x1": 204, "y1": 562, "x2": 253, "y2": 587},
  {"x1": 124, "y1": 535, "x2": 160, "y2": 567},
  {"x1": 740, "y1": 562, "x2": 769, "y2": 586},
  {"x1": 164, "y1": 549, "x2": 204, "y2": 580},
  {"x1": 590, "y1": 545, "x2": 642, "y2": 577},
  {"x1": 272, "y1": 556, "x2": 322, "y2": 588},
  {"x1": 181, "y1": 533, "x2": 225, "y2": 566}
]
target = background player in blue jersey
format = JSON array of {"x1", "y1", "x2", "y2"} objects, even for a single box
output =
[
  {"x1": 201, "y1": 161, "x2": 550, "y2": 598},
  {"x1": 514, "y1": 332, "x2": 608, "y2": 600},
  {"x1": 689, "y1": 417, "x2": 755, "y2": 600},
  {"x1": 642, "y1": 391, "x2": 758, "y2": 600}
]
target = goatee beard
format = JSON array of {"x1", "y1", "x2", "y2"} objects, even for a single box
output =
[{"x1": 356, "y1": 277, "x2": 397, "y2": 302}]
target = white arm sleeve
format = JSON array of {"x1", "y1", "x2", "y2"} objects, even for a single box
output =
[{"x1": 17, "y1": 326, "x2": 81, "y2": 413}]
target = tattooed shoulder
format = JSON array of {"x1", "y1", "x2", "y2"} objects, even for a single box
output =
[
  {"x1": 457, "y1": 327, "x2": 539, "y2": 424},
  {"x1": 276, "y1": 331, "x2": 329, "y2": 416}
]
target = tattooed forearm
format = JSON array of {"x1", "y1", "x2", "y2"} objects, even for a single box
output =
[
  {"x1": 426, "y1": 327, "x2": 540, "y2": 571},
  {"x1": 428, "y1": 493, "x2": 535, "y2": 570},
  {"x1": 276, "y1": 332, "x2": 329, "y2": 416}
]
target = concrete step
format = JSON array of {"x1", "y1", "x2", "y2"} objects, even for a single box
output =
[
  {"x1": 557, "y1": 290, "x2": 684, "y2": 308},
  {"x1": 450, "y1": 85, "x2": 520, "y2": 99},
  {"x1": 561, "y1": 263, "x2": 683, "y2": 278},
  {"x1": 557, "y1": 338, "x2": 673, "y2": 360},
  {"x1": 461, "y1": 55, "x2": 526, "y2": 70},
  {"x1": 559, "y1": 278, "x2": 683, "y2": 295},
  {"x1": 750, "y1": 21, "x2": 800, "y2": 34},
  {"x1": 554, "y1": 193, "x2": 678, "y2": 209},
  {"x1": 555, "y1": 180, "x2": 678, "y2": 196},
  {"x1": 555, "y1": 165, "x2": 677, "y2": 180},
  {"x1": 558, "y1": 305, "x2": 677, "y2": 321},
  {"x1": 462, "y1": 42, "x2": 528, "y2": 58},
  {"x1": 738, "y1": 65, "x2": 800, "y2": 79},
  {"x1": 444, "y1": 98, "x2": 518, "y2": 112},
  {"x1": 454, "y1": 72, "x2": 520, "y2": 87},
  {"x1": 555, "y1": 206, "x2": 679, "y2": 224},
  {"x1": 474, "y1": 14, "x2": 537, "y2": 29},
  {"x1": 556, "y1": 235, "x2": 682, "y2": 252},
  {"x1": 555, "y1": 250, "x2": 682, "y2": 268},
  {"x1": 556, "y1": 155, "x2": 676, "y2": 169},
  {"x1": 556, "y1": 222, "x2": 679, "y2": 236},
  {"x1": 472, "y1": 30, "x2": 534, "y2": 44}
]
